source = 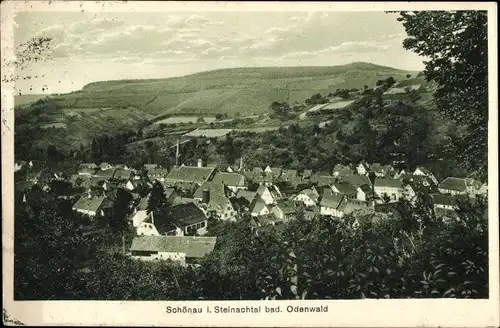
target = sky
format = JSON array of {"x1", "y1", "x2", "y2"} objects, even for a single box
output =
[{"x1": 14, "y1": 11, "x2": 425, "y2": 95}]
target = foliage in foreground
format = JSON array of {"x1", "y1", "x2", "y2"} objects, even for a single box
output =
[{"x1": 14, "y1": 188, "x2": 488, "y2": 300}]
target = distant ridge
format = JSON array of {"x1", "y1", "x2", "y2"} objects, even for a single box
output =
[{"x1": 81, "y1": 62, "x2": 410, "y2": 90}]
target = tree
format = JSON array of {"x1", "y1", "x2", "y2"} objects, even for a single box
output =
[
  {"x1": 270, "y1": 101, "x2": 291, "y2": 118},
  {"x1": 395, "y1": 11, "x2": 488, "y2": 179},
  {"x1": 147, "y1": 181, "x2": 171, "y2": 217},
  {"x1": 107, "y1": 188, "x2": 133, "y2": 233}
]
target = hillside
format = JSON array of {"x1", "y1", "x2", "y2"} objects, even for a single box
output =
[{"x1": 15, "y1": 62, "x2": 419, "y2": 152}]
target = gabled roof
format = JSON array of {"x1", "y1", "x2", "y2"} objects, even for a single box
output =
[
  {"x1": 358, "y1": 184, "x2": 374, "y2": 195},
  {"x1": 268, "y1": 167, "x2": 282, "y2": 177},
  {"x1": 341, "y1": 174, "x2": 372, "y2": 187},
  {"x1": 211, "y1": 172, "x2": 245, "y2": 187},
  {"x1": 144, "y1": 164, "x2": 159, "y2": 170},
  {"x1": 73, "y1": 196, "x2": 105, "y2": 212},
  {"x1": 114, "y1": 168, "x2": 133, "y2": 180},
  {"x1": 172, "y1": 197, "x2": 199, "y2": 206},
  {"x1": 296, "y1": 188, "x2": 319, "y2": 202},
  {"x1": 320, "y1": 192, "x2": 344, "y2": 209},
  {"x1": 332, "y1": 181, "x2": 358, "y2": 195},
  {"x1": 439, "y1": 177, "x2": 467, "y2": 191},
  {"x1": 130, "y1": 235, "x2": 217, "y2": 258},
  {"x1": 431, "y1": 193, "x2": 458, "y2": 207},
  {"x1": 341, "y1": 199, "x2": 368, "y2": 214},
  {"x1": 333, "y1": 164, "x2": 351, "y2": 173},
  {"x1": 94, "y1": 169, "x2": 116, "y2": 179},
  {"x1": 80, "y1": 163, "x2": 98, "y2": 169},
  {"x1": 275, "y1": 200, "x2": 296, "y2": 215},
  {"x1": 310, "y1": 174, "x2": 332, "y2": 186},
  {"x1": 415, "y1": 166, "x2": 433, "y2": 175},
  {"x1": 137, "y1": 196, "x2": 149, "y2": 211},
  {"x1": 164, "y1": 187, "x2": 178, "y2": 199},
  {"x1": 148, "y1": 167, "x2": 169, "y2": 176},
  {"x1": 236, "y1": 189, "x2": 258, "y2": 204},
  {"x1": 374, "y1": 178, "x2": 403, "y2": 188},
  {"x1": 78, "y1": 167, "x2": 95, "y2": 175},
  {"x1": 251, "y1": 195, "x2": 269, "y2": 214},
  {"x1": 166, "y1": 166, "x2": 215, "y2": 185},
  {"x1": 99, "y1": 162, "x2": 112, "y2": 169},
  {"x1": 170, "y1": 203, "x2": 207, "y2": 227}
]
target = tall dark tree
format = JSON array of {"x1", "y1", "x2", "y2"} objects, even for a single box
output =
[
  {"x1": 395, "y1": 11, "x2": 488, "y2": 179},
  {"x1": 147, "y1": 181, "x2": 171, "y2": 221}
]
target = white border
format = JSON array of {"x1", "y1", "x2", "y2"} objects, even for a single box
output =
[{"x1": 1, "y1": 1, "x2": 498, "y2": 327}]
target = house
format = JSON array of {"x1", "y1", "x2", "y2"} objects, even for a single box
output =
[
  {"x1": 94, "y1": 168, "x2": 116, "y2": 179},
  {"x1": 14, "y1": 161, "x2": 26, "y2": 172},
  {"x1": 234, "y1": 189, "x2": 258, "y2": 211},
  {"x1": 165, "y1": 165, "x2": 216, "y2": 186},
  {"x1": 281, "y1": 169, "x2": 298, "y2": 180},
  {"x1": 331, "y1": 181, "x2": 358, "y2": 199},
  {"x1": 72, "y1": 195, "x2": 106, "y2": 217},
  {"x1": 164, "y1": 187, "x2": 180, "y2": 202},
  {"x1": 319, "y1": 190, "x2": 345, "y2": 217},
  {"x1": 256, "y1": 185, "x2": 277, "y2": 205},
  {"x1": 137, "y1": 203, "x2": 208, "y2": 237},
  {"x1": 332, "y1": 164, "x2": 352, "y2": 177},
  {"x1": 337, "y1": 198, "x2": 370, "y2": 218},
  {"x1": 130, "y1": 235, "x2": 217, "y2": 265},
  {"x1": 292, "y1": 187, "x2": 320, "y2": 207},
  {"x1": 340, "y1": 174, "x2": 372, "y2": 188},
  {"x1": 147, "y1": 167, "x2": 169, "y2": 181},
  {"x1": 479, "y1": 183, "x2": 488, "y2": 195},
  {"x1": 168, "y1": 203, "x2": 208, "y2": 236},
  {"x1": 310, "y1": 173, "x2": 333, "y2": 187},
  {"x1": 370, "y1": 164, "x2": 394, "y2": 178},
  {"x1": 210, "y1": 172, "x2": 246, "y2": 192},
  {"x1": 271, "y1": 200, "x2": 296, "y2": 221},
  {"x1": 356, "y1": 184, "x2": 375, "y2": 202},
  {"x1": 438, "y1": 177, "x2": 468, "y2": 195},
  {"x1": 413, "y1": 167, "x2": 438, "y2": 185},
  {"x1": 99, "y1": 162, "x2": 113, "y2": 171},
  {"x1": 465, "y1": 178, "x2": 483, "y2": 195},
  {"x1": 402, "y1": 184, "x2": 417, "y2": 204},
  {"x1": 143, "y1": 164, "x2": 159, "y2": 171},
  {"x1": 194, "y1": 183, "x2": 236, "y2": 221},
  {"x1": 356, "y1": 162, "x2": 369, "y2": 176},
  {"x1": 77, "y1": 167, "x2": 95, "y2": 176},
  {"x1": 373, "y1": 178, "x2": 404, "y2": 202},
  {"x1": 250, "y1": 195, "x2": 271, "y2": 217},
  {"x1": 79, "y1": 163, "x2": 98, "y2": 170},
  {"x1": 130, "y1": 196, "x2": 150, "y2": 227},
  {"x1": 114, "y1": 168, "x2": 133, "y2": 181},
  {"x1": 431, "y1": 193, "x2": 459, "y2": 210}
]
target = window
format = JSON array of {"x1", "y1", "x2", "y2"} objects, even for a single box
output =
[
  {"x1": 200, "y1": 221, "x2": 205, "y2": 228},
  {"x1": 392, "y1": 193, "x2": 396, "y2": 200}
]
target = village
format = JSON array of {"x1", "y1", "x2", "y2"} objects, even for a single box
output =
[{"x1": 14, "y1": 136, "x2": 488, "y2": 267}]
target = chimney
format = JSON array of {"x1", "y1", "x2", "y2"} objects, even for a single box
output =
[
  {"x1": 197, "y1": 158, "x2": 203, "y2": 168},
  {"x1": 175, "y1": 139, "x2": 180, "y2": 166},
  {"x1": 239, "y1": 156, "x2": 243, "y2": 171},
  {"x1": 122, "y1": 233, "x2": 126, "y2": 255},
  {"x1": 202, "y1": 189, "x2": 210, "y2": 204}
]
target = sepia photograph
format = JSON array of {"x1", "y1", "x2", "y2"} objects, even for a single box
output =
[{"x1": 1, "y1": 1, "x2": 498, "y2": 327}]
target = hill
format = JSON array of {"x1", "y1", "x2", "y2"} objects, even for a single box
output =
[{"x1": 15, "y1": 62, "x2": 418, "y2": 152}]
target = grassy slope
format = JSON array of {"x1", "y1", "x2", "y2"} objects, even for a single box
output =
[{"x1": 16, "y1": 62, "x2": 417, "y2": 150}]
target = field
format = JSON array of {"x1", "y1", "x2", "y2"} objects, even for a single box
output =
[
  {"x1": 153, "y1": 116, "x2": 216, "y2": 125},
  {"x1": 321, "y1": 100, "x2": 356, "y2": 110}
]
